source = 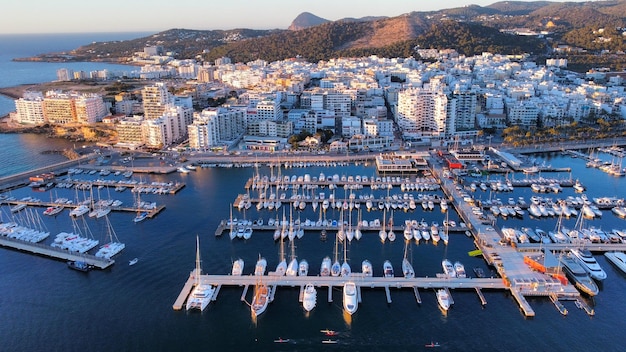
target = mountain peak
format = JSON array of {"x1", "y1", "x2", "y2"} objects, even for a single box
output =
[{"x1": 288, "y1": 12, "x2": 329, "y2": 30}]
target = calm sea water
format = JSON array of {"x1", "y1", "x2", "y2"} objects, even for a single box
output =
[
  {"x1": 1, "y1": 34, "x2": 626, "y2": 352},
  {"x1": 0, "y1": 32, "x2": 150, "y2": 116}
]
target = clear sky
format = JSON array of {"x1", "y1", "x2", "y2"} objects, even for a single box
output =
[{"x1": 2, "y1": 0, "x2": 591, "y2": 34}]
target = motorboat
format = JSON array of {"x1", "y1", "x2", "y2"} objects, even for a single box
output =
[
  {"x1": 320, "y1": 256, "x2": 331, "y2": 276},
  {"x1": 298, "y1": 259, "x2": 309, "y2": 276},
  {"x1": 604, "y1": 252, "x2": 626, "y2": 274},
  {"x1": 302, "y1": 283, "x2": 317, "y2": 312},
  {"x1": 128, "y1": 258, "x2": 138, "y2": 266},
  {"x1": 186, "y1": 236, "x2": 216, "y2": 311},
  {"x1": 383, "y1": 260, "x2": 394, "y2": 278},
  {"x1": 570, "y1": 248, "x2": 607, "y2": 280},
  {"x1": 560, "y1": 253, "x2": 599, "y2": 296},
  {"x1": 67, "y1": 260, "x2": 93, "y2": 272},
  {"x1": 343, "y1": 282, "x2": 358, "y2": 315},
  {"x1": 361, "y1": 260, "x2": 373, "y2": 277},
  {"x1": 69, "y1": 204, "x2": 90, "y2": 217},
  {"x1": 43, "y1": 205, "x2": 64, "y2": 216},
  {"x1": 453, "y1": 261, "x2": 466, "y2": 278},
  {"x1": 231, "y1": 258, "x2": 244, "y2": 276},
  {"x1": 436, "y1": 289, "x2": 451, "y2": 311},
  {"x1": 442, "y1": 259, "x2": 456, "y2": 278},
  {"x1": 133, "y1": 211, "x2": 148, "y2": 223}
]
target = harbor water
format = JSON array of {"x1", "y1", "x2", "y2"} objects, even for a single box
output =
[{"x1": 1, "y1": 147, "x2": 626, "y2": 351}]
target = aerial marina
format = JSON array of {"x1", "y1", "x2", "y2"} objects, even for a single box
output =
[
  {"x1": 1, "y1": 144, "x2": 625, "y2": 320},
  {"x1": 170, "y1": 147, "x2": 626, "y2": 318}
]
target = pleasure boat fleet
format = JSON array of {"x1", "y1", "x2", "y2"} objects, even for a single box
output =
[
  {"x1": 569, "y1": 249, "x2": 607, "y2": 280},
  {"x1": 559, "y1": 253, "x2": 599, "y2": 296}
]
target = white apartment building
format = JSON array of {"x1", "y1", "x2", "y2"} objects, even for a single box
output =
[
  {"x1": 15, "y1": 92, "x2": 45, "y2": 124},
  {"x1": 116, "y1": 116, "x2": 145, "y2": 148},
  {"x1": 506, "y1": 100, "x2": 539, "y2": 127},
  {"x1": 143, "y1": 117, "x2": 171, "y2": 149},
  {"x1": 162, "y1": 105, "x2": 194, "y2": 143},
  {"x1": 142, "y1": 82, "x2": 172, "y2": 120},
  {"x1": 362, "y1": 117, "x2": 393, "y2": 137},
  {"x1": 74, "y1": 94, "x2": 108, "y2": 124},
  {"x1": 187, "y1": 107, "x2": 246, "y2": 149},
  {"x1": 396, "y1": 87, "x2": 448, "y2": 138},
  {"x1": 341, "y1": 116, "x2": 362, "y2": 137}
]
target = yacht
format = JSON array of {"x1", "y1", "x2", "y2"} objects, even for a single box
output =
[
  {"x1": 69, "y1": 204, "x2": 90, "y2": 217},
  {"x1": 343, "y1": 282, "x2": 358, "y2": 315},
  {"x1": 383, "y1": 260, "x2": 394, "y2": 278},
  {"x1": 320, "y1": 256, "x2": 332, "y2": 276},
  {"x1": 298, "y1": 259, "x2": 309, "y2": 276},
  {"x1": 302, "y1": 283, "x2": 317, "y2": 312},
  {"x1": 560, "y1": 253, "x2": 599, "y2": 296},
  {"x1": 436, "y1": 289, "x2": 451, "y2": 311},
  {"x1": 186, "y1": 237, "x2": 216, "y2": 311},
  {"x1": 604, "y1": 252, "x2": 626, "y2": 274},
  {"x1": 442, "y1": 259, "x2": 456, "y2": 278},
  {"x1": 231, "y1": 258, "x2": 244, "y2": 276},
  {"x1": 570, "y1": 249, "x2": 607, "y2": 280},
  {"x1": 43, "y1": 205, "x2": 64, "y2": 216},
  {"x1": 362, "y1": 260, "x2": 373, "y2": 277},
  {"x1": 454, "y1": 261, "x2": 467, "y2": 278}
]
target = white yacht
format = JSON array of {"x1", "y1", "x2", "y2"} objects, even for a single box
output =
[
  {"x1": 69, "y1": 204, "x2": 90, "y2": 217},
  {"x1": 570, "y1": 248, "x2": 607, "y2": 280},
  {"x1": 560, "y1": 253, "x2": 599, "y2": 296},
  {"x1": 343, "y1": 282, "x2": 358, "y2": 315},
  {"x1": 442, "y1": 259, "x2": 456, "y2": 278},
  {"x1": 251, "y1": 281, "x2": 271, "y2": 317},
  {"x1": 302, "y1": 283, "x2": 317, "y2": 312},
  {"x1": 231, "y1": 258, "x2": 244, "y2": 276},
  {"x1": 320, "y1": 256, "x2": 331, "y2": 276},
  {"x1": 454, "y1": 261, "x2": 467, "y2": 278},
  {"x1": 604, "y1": 252, "x2": 626, "y2": 274},
  {"x1": 186, "y1": 237, "x2": 216, "y2": 311},
  {"x1": 362, "y1": 260, "x2": 373, "y2": 277},
  {"x1": 298, "y1": 259, "x2": 309, "y2": 276},
  {"x1": 436, "y1": 289, "x2": 451, "y2": 311},
  {"x1": 383, "y1": 260, "x2": 394, "y2": 278}
]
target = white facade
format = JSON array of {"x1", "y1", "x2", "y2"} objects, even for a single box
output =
[
  {"x1": 15, "y1": 92, "x2": 45, "y2": 124},
  {"x1": 74, "y1": 95, "x2": 108, "y2": 124},
  {"x1": 142, "y1": 82, "x2": 171, "y2": 120},
  {"x1": 396, "y1": 87, "x2": 448, "y2": 138}
]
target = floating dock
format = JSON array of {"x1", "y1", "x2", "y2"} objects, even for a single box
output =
[{"x1": 0, "y1": 236, "x2": 114, "y2": 269}]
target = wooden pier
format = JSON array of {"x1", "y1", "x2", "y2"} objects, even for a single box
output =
[{"x1": 0, "y1": 236, "x2": 114, "y2": 269}]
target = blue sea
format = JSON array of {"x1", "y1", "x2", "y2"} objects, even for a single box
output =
[{"x1": 1, "y1": 35, "x2": 626, "y2": 352}]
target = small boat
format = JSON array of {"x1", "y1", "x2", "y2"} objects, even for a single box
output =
[
  {"x1": 133, "y1": 211, "x2": 148, "y2": 223},
  {"x1": 320, "y1": 329, "x2": 339, "y2": 336},
  {"x1": 129, "y1": 258, "x2": 139, "y2": 266},
  {"x1": 320, "y1": 256, "x2": 332, "y2": 277},
  {"x1": 67, "y1": 260, "x2": 93, "y2": 272},
  {"x1": 361, "y1": 259, "x2": 373, "y2": 277},
  {"x1": 425, "y1": 341, "x2": 441, "y2": 348},
  {"x1": 322, "y1": 339, "x2": 338, "y2": 344},
  {"x1": 274, "y1": 338, "x2": 290, "y2": 343},
  {"x1": 251, "y1": 281, "x2": 271, "y2": 317},
  {"x1": 442, "y1": 259, "x2": 456, "y2": 278},
  {"x1": 473, "y1": 267, "x2": 485, "y2": 278}
]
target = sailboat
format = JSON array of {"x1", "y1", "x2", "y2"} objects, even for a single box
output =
[
  {"x1": 320, "y1": 256, "x2": 332, "y2": 277},
  {"x1": 341, "y1": 231, "x2": 351, "y2": 277},
  {"x1": 331, "y1": 234, "x2": 341, "y2": 277},
  {"x1": 95, "y1": 214, "x2": 125, "y2": 259},
  {"x1": 186, "y1": 236, "x2": 216, "y2": 311},
  {"x1": 379, "y1": 208, "x2": 388, "y2": 242},
  {"x1": 254, "y1": 255, "x2": 267, "y2": 276},
  {"x1": 286, "y1": 238, "x2": 298, "y2": 276},
  {"x1": 402, "y1": 241, "x2": 415, "y2": 279},
  {"x1": 229, "y1": 204, "x2": 237, "y2": 240},
  {"x1": 387, "y1": 210, "x2": 396, "y2": 242},
  {"x1": 275, "y1": 234, "x2": 287, "y2": 276},
  {"x1": 133, "y1": 191, "x2": 148, "y2": 223},
  {"x1": 251, "y1": 277, "x2": 271, "y2": 317}
]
